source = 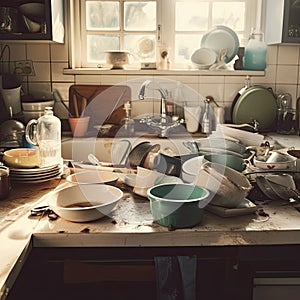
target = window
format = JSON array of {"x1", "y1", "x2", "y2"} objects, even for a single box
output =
[{"x1": 69, "y1": 0, "x2": 258, "y2": 69}]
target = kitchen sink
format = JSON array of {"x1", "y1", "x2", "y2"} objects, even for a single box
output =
[{"x1": 61, "y1": 135, "x2": 192, "y2": 163}]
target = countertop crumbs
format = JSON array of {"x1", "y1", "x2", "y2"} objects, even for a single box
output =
[{"x1": 80, "y1": 228, "x2": 90, "y2": 233}]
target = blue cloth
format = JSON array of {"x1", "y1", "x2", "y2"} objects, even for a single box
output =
[{"x1": 154, "y1": 255, "x2": 197, "y2": 300}]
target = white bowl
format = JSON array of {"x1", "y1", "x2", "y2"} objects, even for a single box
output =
[
  {"x1": 182, "y1": 156, "x2": 205, "y2": 183},
  {"x1": 191, "y1": 48, "x2": 217, "y2": 69},
  {"x1": 23, "y1": 15, "x2": 41, "y2": 33},
  {"x1": 66, "y1": 170, "x2": 119, "y2": 185},
  {"x1": 195, "y1": 162, "x2": 252, "y2": 208},
  {"x1": 19, "y1": 3, "x2": 45, "y2": 21},
  {"x1": 22, "y1": 100, "x2": 54, "y2": 111},
  {"x1": 47, "y1": 184, "x2": 123, "y2": 222}
]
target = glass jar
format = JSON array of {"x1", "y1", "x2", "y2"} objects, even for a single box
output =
[{"x1": 25, "y1": 107, "x2": 62, "y2": 167}]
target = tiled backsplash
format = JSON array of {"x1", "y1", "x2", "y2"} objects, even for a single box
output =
[{"x1": 1, "y1": 42, "x2": 300, "y2": 122}]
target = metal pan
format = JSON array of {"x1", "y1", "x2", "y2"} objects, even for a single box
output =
[{"x1": 231, "y1": 86, "x2": 277, "y2": 132}]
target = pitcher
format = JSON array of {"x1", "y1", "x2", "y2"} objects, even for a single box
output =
[{"x1": 25, "y1": 107, "x2": 62, "y2": 167}]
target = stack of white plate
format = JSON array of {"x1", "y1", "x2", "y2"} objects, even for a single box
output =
[
  {"x1": 22, "y1": 100, "x2": 55, "y2": 123},
  {"x1": 9, "y1": 164, "x2": 61, "y2": 184}
]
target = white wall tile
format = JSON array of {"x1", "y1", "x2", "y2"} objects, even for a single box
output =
[
  {"x1": 5, "y1": 43, "x2": 26, "y2": 61},
  {"x1": 100, "y1": 75, "x2": 127, "y2": 85},
  {"x1": 267, "y1": 45, "x2": 278, "y2": 65},
  {"x1": 75, "y1": 75, "x2": 101, "y2": 84},
  {"x1": 201, "y1": 76, "x2": 224, "y2": 84},
  {"x1": 198, "y1": 83, "x2": 224, "y2": 103},
  {"x1": 27, "y1": 44, "x2": 50, "y2": 62},
  {"x1": 252, "y1": 65, "x2": 276, "y2": 85},
  {"x1": 30, "y1": 62, "x2": 51, "y2": 81},
  {"x1": 51, "y1": 43, "x2": 69, "y2": 62},
  {"x1": 51, "y1": 62, "x2": 73, "y2": 82},
  {"x1": 278, "y1": 45, "x2": 300, "y2": 65},
  {"x1": 276, "y1": 65, "x2": 298, "y2": 84},
  {"x1": 224, "y1": 83, "x2": 244, "y2": 102}
]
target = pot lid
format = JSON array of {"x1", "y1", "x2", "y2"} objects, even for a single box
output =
[{"x1": 232, "y1": 86, "x2": 277, "y2": 131}]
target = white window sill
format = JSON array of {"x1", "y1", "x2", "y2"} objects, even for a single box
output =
[{"x1": 64, "y1": 68, "x2": 265, "y2": 76}]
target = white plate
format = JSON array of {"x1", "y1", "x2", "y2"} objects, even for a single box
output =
[
  {"x1": 206, "y1": 198, "x2": 257, "y2": 217},
  {"x1": 11, "y1": 170, "x2": 61, "y2": 183},
  {"x1": 201, "y1": 25, "x2": 239, "y2": 63},
  {"x1": 9, "y1": 164, "x2": 59, "y2": 174}
]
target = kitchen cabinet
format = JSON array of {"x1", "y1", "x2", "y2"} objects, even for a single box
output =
[
  {"x1": 7, "y1": 245, "x2": 300, "y2": 300},
  {"x1": 6, "y1": 247, "x2": 240, "y2": 300},
  {"x1": 265, "y1": 0, "x2": 300, "y2": 44},
  {"x1": 0, "y1": 0, "x2": 64, "y2": 43}
]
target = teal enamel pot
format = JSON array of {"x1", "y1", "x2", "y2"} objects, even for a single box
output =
[{"x1": 147, "y1": 183, "x2": 210, "y2": 229}]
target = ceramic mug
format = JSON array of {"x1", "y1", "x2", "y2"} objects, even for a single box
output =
[
  {"x1": 1, "y1": 86, "x2": 22, "y2": 114},
  {"x1": 0, "y1": 165, "x2": 10, "y2": 200}
]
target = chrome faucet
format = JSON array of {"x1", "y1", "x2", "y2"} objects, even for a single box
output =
[{"x1": 138, "y1": 80, "x2": 184, "y2": 137}]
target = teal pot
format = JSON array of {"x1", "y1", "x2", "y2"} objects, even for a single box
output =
[
  {"x1": 147, "y1": 183, "x2": 210, "y2": 229},
  {"x1": 203, "y1": 153, "x2": 246, "y2": 172}
]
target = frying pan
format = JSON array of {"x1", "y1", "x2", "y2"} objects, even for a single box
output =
[{"x1": 231, "y1": 85, "x2": 277, "y2": 132}]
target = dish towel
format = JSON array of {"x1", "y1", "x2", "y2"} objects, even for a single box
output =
[{"x1": 154, "y1": 255, "x2": 197, "y2": 300}]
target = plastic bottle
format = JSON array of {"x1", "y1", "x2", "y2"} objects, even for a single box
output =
[
  {"x1": 243, "y1": 29, "x2": 267, "y2": 71},
  {"x1": 201, "y1": 99, "x2": 211, "y2": 134},
  {"x1": 26, "y1": 107, "x2": 62, "y2": 167}
]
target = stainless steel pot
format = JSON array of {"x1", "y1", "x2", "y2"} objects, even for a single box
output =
[{"x1": 0, "y1": 119, "x2": 25, "y2": 147}]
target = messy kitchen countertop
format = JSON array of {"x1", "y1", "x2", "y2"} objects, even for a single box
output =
[{"x1": 1, "y1": 132, "x2": 300, "y2": 299}]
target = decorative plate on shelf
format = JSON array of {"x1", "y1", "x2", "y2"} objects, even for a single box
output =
[{"x1": 201, "y1": 25, "x2": 239, "y2": 63}]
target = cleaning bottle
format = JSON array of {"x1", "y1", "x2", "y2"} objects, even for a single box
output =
[{"x1": 243, "y1": 29, "x2": 267, "y2": 71}]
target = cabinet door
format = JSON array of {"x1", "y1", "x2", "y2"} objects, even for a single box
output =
[
  {"x1": 265, "y1": 0, "x2": 300, "y2": 44},
  {"x1": 0, "y1": 0, "x2": 64, "y2": 43}
]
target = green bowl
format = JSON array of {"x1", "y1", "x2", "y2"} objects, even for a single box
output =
[
  {"x1": 147, "y1": 183, "x2": 210, "y2": 229},
  {"x1": 203, "y1": 153, "x2": 245, "y2": 172}
]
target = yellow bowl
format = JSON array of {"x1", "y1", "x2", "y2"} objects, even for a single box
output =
[{"x1": 3, "y1": 148, "x2": 40, "y2": 168}]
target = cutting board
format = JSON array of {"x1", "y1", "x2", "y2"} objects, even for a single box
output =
[{"x1": 68, "y1": 85, "x2": 131, "y2": 128}]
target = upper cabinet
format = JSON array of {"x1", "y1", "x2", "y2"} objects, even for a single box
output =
[
  {"x1": 265, "y1": 0, "x2": 300, "y2": 44},
  {"x1": 0, "y1": 0, "x2": 64, "y2": 43}
]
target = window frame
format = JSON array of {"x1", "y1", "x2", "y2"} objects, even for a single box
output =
[{"x1": 68, "y1": 0, "x2": 260, "y2": 70}]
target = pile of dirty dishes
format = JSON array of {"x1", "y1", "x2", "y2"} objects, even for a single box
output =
[{"x1": 183, "y1": 160, "x2": 252, "y2": 208}]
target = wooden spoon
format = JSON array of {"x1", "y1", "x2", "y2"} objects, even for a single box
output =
[
  {"x1": 73, "y1": 94, "x2": 79, "y2": 118},
  {"x1": 81, "y1": 97, "x2": 87, "y2": 114}
]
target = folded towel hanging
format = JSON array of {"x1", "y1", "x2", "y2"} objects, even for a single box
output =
[{"x1": 154, "y1": 255, "x2": 197, "y2": 300}]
